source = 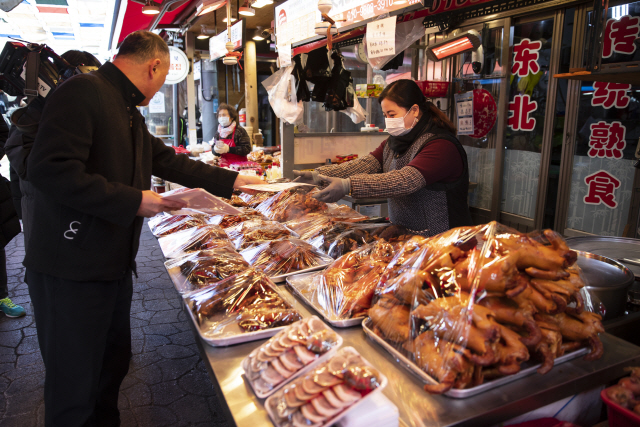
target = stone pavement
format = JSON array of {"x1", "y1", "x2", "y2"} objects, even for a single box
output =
[{"x1": 0, "y1": 223, "x2": 233, "y2": 427}]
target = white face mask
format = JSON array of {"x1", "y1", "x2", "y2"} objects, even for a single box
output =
[
  {"x1": 219, "y1": 116, "x2": 231, "y2": 127},
  {"x1": 385, "y1": 107, "x2": 417, "y2": 137}
]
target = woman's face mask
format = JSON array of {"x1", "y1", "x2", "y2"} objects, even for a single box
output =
[
  {"x1": 384, "y1": 105, "x2": 418, "y2": 136},
  {"x1": 219, "y1": 116, "x2": 231, "y2": 127}
]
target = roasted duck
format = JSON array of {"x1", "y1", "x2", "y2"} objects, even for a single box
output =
[
  {"x1": 257, "y1": 187, "x2": 328, "y2": 222},
  {"x1": 165, "y1": 249, "x2": 250, "y2": 293},
  {"x1": 226, "y1": 219, "x2": 297, "y2": 250},
  {"x1": 240, "y1": 238, "x2": 333, "y2": 277}
]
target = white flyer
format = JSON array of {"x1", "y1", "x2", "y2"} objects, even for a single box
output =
[
  {"x1": 149, "y1": 92, "x2": 165, "y2": 114},
  {"x1": 454, "y1": 92, "x2": 475, "y2": 136},
  {"x1": 278, "y1": 43, "x2": 292, "y2": 67},
  {"x1": 366, "y1": 16, "x2": 396, "y2": 59}
]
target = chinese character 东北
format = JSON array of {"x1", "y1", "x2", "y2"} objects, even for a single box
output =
[
  {"x1": 588, "y1": 121, "x2": 626, "y2": 159},
  {"x1": 603, "y1": 15, "x2": 640, "y2": 58},
  {"x1": 584, "y1": 170, "x2": 621, "y2": 208},
  {"x1": 591, "y1": 82, "x2": 631, "y2": 109},
  {"x1": 511, "y1": 38, "x2": 542, "y2": 77},
  {"x1": 508, "y1": 94, "x2": 537, "y2": 131}
]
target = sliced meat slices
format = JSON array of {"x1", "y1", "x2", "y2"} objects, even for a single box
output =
[
  {"x1": 300, "y1": 403, "x2": 326, "y2": 424},
  {"x1": 313, "y1": 367, "x2": 342, "y2": 387},
  {"x1": 322, "y1": 388, "x2": 348, "y2": 409},
  {"x1": 284, "y1": 386, "x2": 306, "y2": 408},
  {"x1": 278, "y1": 333, "x2": 296, "y2": 349},
  {"x1": 292, "y1": 411, "x2": 321, "y2": 427},
  {"x1": 279, "y1": 349, "x2": 304, "y2": 372},
  {"x1": 327, "y1": 354, "x2": 348, "y2": 376},
  {"x1": 311, "y1": 395, "x2": 342, "y2": 418},
  {"x1": 333, "y1": 383, "x2": 361, "y2": 404},
  {"x1": 294, "y1": 346, "x2": 318, "y2": 365},
  {"x1": 294, "y1": 382, "x2": 317, "y2": 401},
  {"x1": 271, "y1": 357, "x2": 294, "y2": 379},
  {"x1": 302, "y1": 376, "x2": 328, "y2": 395},
  {"x1": 307, "y1": 317, "x2": 326, "y2": 335},
  {"x1": 260, "y1": 365, "x2": 285, "y2": 386}
]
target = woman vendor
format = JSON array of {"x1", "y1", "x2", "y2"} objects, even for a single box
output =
[
  {"x1": 294, "y1": 79, "x2": 473, "y2": 236},
  {"x1": 213, "y1": 103, "x2": 251, "y2": 164}
]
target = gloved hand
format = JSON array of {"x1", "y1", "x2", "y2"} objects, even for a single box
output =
[
  {"x1": 293, "y1": 170, "x2": 321, "y2": 185},
  {"x1": 214, "y1": 141, "x2": 229, "y2": 154},
  {"x1": 312, "y1": 175, "x2": 350, "y2": 203}
]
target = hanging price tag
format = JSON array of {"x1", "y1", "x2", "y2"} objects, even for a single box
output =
[
  {"x1": 278, "y1": 43, "x2": 292, "y2": 67},
  {"x1": 454, "y1": 92, "x2": 475, "y2": 135},
  {"x1": 366, "y1": 16, "x2": 396, "y2": 59}
]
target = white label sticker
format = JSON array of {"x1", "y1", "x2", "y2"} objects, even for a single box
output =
[
  {"x1": 454, "y1": 91, "x2": 475, "y2": 136},
  {"x1": 278, "y1": 43, "x2": 292, "y2": 67},
  {"x1": 366, "y1": 16, "x2": 396, "y2": 59},
  {"x1": 148, "y1": 92, "x2": 165, "y2": 114},
  {"x1": 20, "y1": 68, "x2": 51, "y2": 98}
]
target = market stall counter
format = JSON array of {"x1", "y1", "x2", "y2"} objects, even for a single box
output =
[{"x1": 186, "y1": 300, "x2": 640, "y2": 427}]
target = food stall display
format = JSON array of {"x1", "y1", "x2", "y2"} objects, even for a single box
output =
[
  {"x1": 242, "y1": 316, "x2": 342, "y2": 398},
  {"x1": 365, "y1": 222, "x2": 604, "y2": 395},
  {"x1": 184, "y1": 268, "x2": 303, "y2": 346},
  {"x1": 210, "y1": 208, "x2": 267, "y2": 229},
  {"x1": 157, "y1": 224, "x2": 231, "y2": 258},
  {"x1": 240, "y1": 238, "x2": 334, "y2": 282},
  {"x1": 148, "y1": 211, "x2": 214, "y2": 237},
  {"x1": 164, "y1": 248, "x2": 250, "y2": 294},
  {"x1": 265, "y1": 346, "x2": 388, "y2": 427},
  {"x1": 226, "y1": 219, "x2": 299, "y2": 250},
  {"x1": 239, "y1": 191, "x2": 273, "y2": 208},
  {"x1": 256, "y1": 187, "x2": 328, "y2": 222}
]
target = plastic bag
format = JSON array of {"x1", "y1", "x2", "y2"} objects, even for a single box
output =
[
  {"x1": 256, "y1": 187, "x2": 328, "y2": 222},
  {"x1": 367, "y1": 222, "x2": 604, "y2": 395},
  {"x1": 148, "y1": 211, "x2": 213, "y2": 237},
  {"x1": 340, "y1": 97, "x2": 367, "y2": 124},
  {"x1": 161, "y1": 187, "x2": 242, "y2": 215},
  {"x1": 239, "y1": 191, "x2": 272, "y2": 208},
  {"x1": 289, "y1": 240, "x2": 397, "y2": 322},
  {"x1": 365, "y1": 19, "x2": 426, "y2": 70},
  {"x1": 225, "y1": 219, "x2": 298, "y2": 250},
  {"x1": 184, "y1": 268, "x2": 302, "y2": 336},
  {"x1": 240, "y1": 238, "x2": 334, "y2": 278},
  {"x1": 324, "y1": 223, "x2": 410, "y2": 259},
  {"x1": 209, "y1": 208, "x2": 266, "y2": 229},
  {"x1": 164, "y1": 248, "x2": 250, "y2": 294},
  {"x1": 241, "y1": 316, "x2": 342, "y2": 398},
  {"x1": 263, "y1": 65, "x2": 304, "y2": 125},
  {"x1": 265, "y1": 347, "x2": 386, "y2": 427},
  {"x1": 157, "y1": 224, "x2": 231, "y2": 258}
]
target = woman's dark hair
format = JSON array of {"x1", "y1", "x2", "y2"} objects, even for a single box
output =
[
  {"x1": 217, "y1": 103, "x2": 239, "y2": 124},
  {"x1": 379, "y1": 79, "x2": 456, "y2": 134},
  {"x1": 61, "y1": 50, "x2": 102, "y2": 67}
]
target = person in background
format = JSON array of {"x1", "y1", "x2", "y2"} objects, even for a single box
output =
[
  {"x1": 0, "y1": 112, "x2": 24, "y2": 318},
  {"x1": 294, "y1": 79, "x2": 472, "y2": 237},
  {"x1": 212, "y1": 103, "x2": 251, "y2": 164},
  {"x1": 4, "y1": 50, "x2": 102, "y2": 248},
  {"x1": 24, "y1": 31, "x2": 262, "y2": 426}
]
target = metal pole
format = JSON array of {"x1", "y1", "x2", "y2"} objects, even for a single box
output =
[
  {"x1": 185, "y1": 31, "x2": 197, "y2": 146},
  {"x1": 172, "y1": 83, "x2": 179, "y2": 146},
  {"x1": 245, "y1": 40, "x2": 259, "y2": 146}
]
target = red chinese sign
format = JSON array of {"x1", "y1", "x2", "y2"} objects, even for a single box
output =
[
  {"x1": 508, "y1": 94, "x2": 537, "y2": 131},
  {"x1": 603, "y1": 15, "x2": 640, "y2": 58},
  {"x1": 588, "y1": 121, "x2": 627, "y2": 159},
  {"x1": 591, "y1": 82, "x2": 631, "y2": 109},
  {"x1": 512, "y1": 38, "x2": 542, "y2": 77},
  {"x1": 584, "y1": 171, "x2": 621, "y2": 208}
]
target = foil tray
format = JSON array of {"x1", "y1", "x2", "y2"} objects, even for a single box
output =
[{"x1": 362, "y1": 318, "x2": 588, "y2": 399}]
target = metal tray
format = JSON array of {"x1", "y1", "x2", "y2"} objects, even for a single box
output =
[
  {"x1": 285, "y1": 272, "x2": 365, "y2": 327},
  {"x1": 183, "y1": 286, "x2": 304, "y2": 347},
  {"x1": 566, "y1": 236, "x2": 640, "y2": 278},
  {"x1": 362, "y1": 318, "x2": 588, "y2": 399},
  {"x1": 269, "y1": 263, "x2": 331, "y2": 284}
]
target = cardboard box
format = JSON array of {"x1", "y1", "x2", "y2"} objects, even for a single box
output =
[{"x1": 355, "y1": 84, "x2": 383, "y2": 98}]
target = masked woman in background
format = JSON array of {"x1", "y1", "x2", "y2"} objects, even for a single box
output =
[
  {"x1": 213, "y1": 103, "x2": 251, "y2": 165},
  {"x1": 294, "y1": 79, "x2": 472, "y2": 237}
]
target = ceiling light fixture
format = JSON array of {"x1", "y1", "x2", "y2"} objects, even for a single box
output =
[
  {"x1": 223, "y1": 16, "x2": 237, "y2": 23},
  {"x1": 425, "y1": 29, "x2": 482, "y2": 61},
  {"x1": 196, "y1": 0, "x2": 225, "y2": 16},
  {"x1": 142, "y1": 0, "x2": 160, "y2": 15},
  {"x1": 252, "y1": 26, "x2": 264, "y2": 40},
  {"x1": 197, "y1": 25, "x2": 210, "y2": 39},
  {"x1": 238, "y1": 0, "x2": 255, "y2": 16}
]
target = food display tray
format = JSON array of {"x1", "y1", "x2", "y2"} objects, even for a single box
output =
[
  {"x1": 242, "y1": 316, "x2": 343, "y2": 399},
  {"x1": 269, "y1": 263, "x2": 331, "y2": 284},
  {"x1": 285, "y1": 272, "x2": 365, "y2": 328},
  {"x1": 264, "y1": 346, "x2": 388, "y2": 427},
  {"x1": 362, "y1": 318, "x2": 588, "y2": 399},
  {"x1": 183, "y1": 287, "x2": 304, "y2": 347}
]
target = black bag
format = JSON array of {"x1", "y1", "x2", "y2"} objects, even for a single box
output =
[
  {"x1": 381, "y1": 51, "x2": 405, "y2": 71},
  {"x1": 323, "y1": 50, "x2": 354, "y2": 112},
  {"x1": 292, "y1": 55, "x2": 310, "y2": 102}
]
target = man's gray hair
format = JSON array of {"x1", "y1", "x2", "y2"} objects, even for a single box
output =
[{"x1": 117, "y1": 31, "x2": 170, "y2": 63}]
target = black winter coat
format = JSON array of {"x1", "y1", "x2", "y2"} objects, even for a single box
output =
[
  {"x1": 214, "y1": 124, "x2": 251, "y2": 156},
  {"x1": 24, "y1": 63, "x2": 239, "y2": 281},
  {"x1": 0, "y1": 117, "x2": 20, "y2": 248}
]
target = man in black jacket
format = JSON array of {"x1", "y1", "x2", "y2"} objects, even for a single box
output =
[{"x1": 24, "y1": 31, "x2": 262, "y2": 426}]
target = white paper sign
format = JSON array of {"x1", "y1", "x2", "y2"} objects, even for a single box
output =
[
  {"x1": 454, "y1": 92, "x2": 475, "y2": 136},
  {"x1": 149, "y1": 92, "x2": 165, "y2": 114},
  {"x1": 366, "y1": 16, "x2": 396, "y2": 59},
  {"x1": 278, "y1": 43, "x2": 292, "y2": 67}
]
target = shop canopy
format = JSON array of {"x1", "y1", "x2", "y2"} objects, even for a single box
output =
[{"x1": 116, "y1": 0, "x2": 194, "y2": 45}]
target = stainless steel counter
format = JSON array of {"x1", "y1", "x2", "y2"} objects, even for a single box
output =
[{"x1": 187, "y1": 296, "x2": 640, "y2": 427}]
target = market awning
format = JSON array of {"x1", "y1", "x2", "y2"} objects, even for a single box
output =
[{"x1": 116, "y1": 0, "x2": 194, "y2": 45}]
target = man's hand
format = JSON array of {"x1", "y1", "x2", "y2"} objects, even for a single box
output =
[
  {"x1": 234, "y1": 174, "x2": 264, "y2": 189},
  {"x1": 312, "y1": 176, "x2": 350, "y2": 203},
  {"x1": 137, "y1": 190, "x2": 187, "y2": 217}
]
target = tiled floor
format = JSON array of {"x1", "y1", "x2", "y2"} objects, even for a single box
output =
[{"x1": 0, "y1": 223, "x2": 232, "y2": 426}]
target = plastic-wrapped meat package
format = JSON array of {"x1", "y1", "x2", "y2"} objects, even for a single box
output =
[
  {"x1": 256, "y1": 187, "x2": 328, "y2": 222},
  {"x1": 265, "y1": 346, "x2": 387, "y2": 427},
  {"x1": 366, "y1": 221, "x2": 604, "y2": 395},
  {"x1": 164, "y1": 248, "x2": 250, "y2": 294},
  {"x1": 325, "y1": 224, "x2": 410, "y2": 259},
  {"x1": 226, "y1": 194, "x2": 250, "y2": 207},
  {"x1": 184, "y1": 268, "x2": 303, "y2": 338},
  {"x1": 242, "y1": 316, "x2": 342, "y2": 398},
  {"x1": 161, "y1": 187, "x2": 242, "y2": 215},
  {"x1": 240, "y1": 238, "x2": 334, "y2": 278},
  {"x1": 158, "y1": 224, "x2": 231, "y2": 258},
  {"x1": 209, "y1": 208, "x2": 266, "y2": 230},
  {"x1": 226, "y1": 219, "x2": 298, "y2": 250},
  {"x1": 239, "y1": 191, "x2": 272, "y2": 208},
  {"x1": 148, "y1": 212, "x2": 211, "y2": 237},
  {"x1": 285, "y1": 214, "x2": 337, "y2": 242},
  {"x1": 290, "y1": 241, "x2": 396, "y2": 322},
  {"x1": 323, "y1": 204, "x2": 369, "y2": 222}
]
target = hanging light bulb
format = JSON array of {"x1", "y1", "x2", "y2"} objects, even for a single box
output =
[
  {"x1": 238, "y1": 0, "x2": 255, "y2": 16},
  {"x1": 223, "y1": 16, "x2": 237, "y2": 23},
  {"x1": 252, "y1": 27, "x2": 265, "y2": 41},
  {"x1": 197, "y1": 25, "x2": 210, "y2": 39},
  {"x1": 142, "y1": 0, "x2": 160, "y2": 15}
]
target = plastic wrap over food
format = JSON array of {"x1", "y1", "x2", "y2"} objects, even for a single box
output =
[
  {"x1": 290, "y1": 240, "x2": 397, "y2": 322},
  {"x1": 161, "y1": 187, "x2": 242, "y2": 215},
  {"x1": 240, "y1": 238, "x2": 334, "y2": 278},
  {"x1": 285, "y1": 214, "x2": 337, "y2": 242},
  {"x1": 367, "y1": 221, "x2": 604, "y2": 395},
  {"x1": 148, "y1": 211, "x2": 212, "y2": 237},
  {"x1": 164, "y1": 248, "x2": 250, "y2": 294},
  {"x1": 226, "y1": 219, "x2": 298, "y2": 250},
  {"x1": 242, "y1": 316, "x2": 343, "y2": 398},
  {"x1": 256, "y1": 187, "x2": 328, "y2": 222},
  {"x1": 158, "y1": 224, "x2": 231, "y2": 258},
  {"x1": 239, "y1": 191, "x2": 272, "y2": 208},
  {"x1": 324, "y1": 224, "x2": 411, "y2": 259},
  {"x1": 265, "y1": 346, "x2": 387, "y2": 427},
  {"x1": 208, "y1": 208, "x2": 266, "y2": 229},
  {"x1": 184, "y1": 268, "x2": 303, "y2": 337}
]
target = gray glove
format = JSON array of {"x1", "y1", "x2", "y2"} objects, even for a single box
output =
[
  {"x1": 293, "y1": 170, "x2": 321, "y2": 185},
  {"x1": 312, "y1": 175, "x2": 351, "y2": 203}
]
